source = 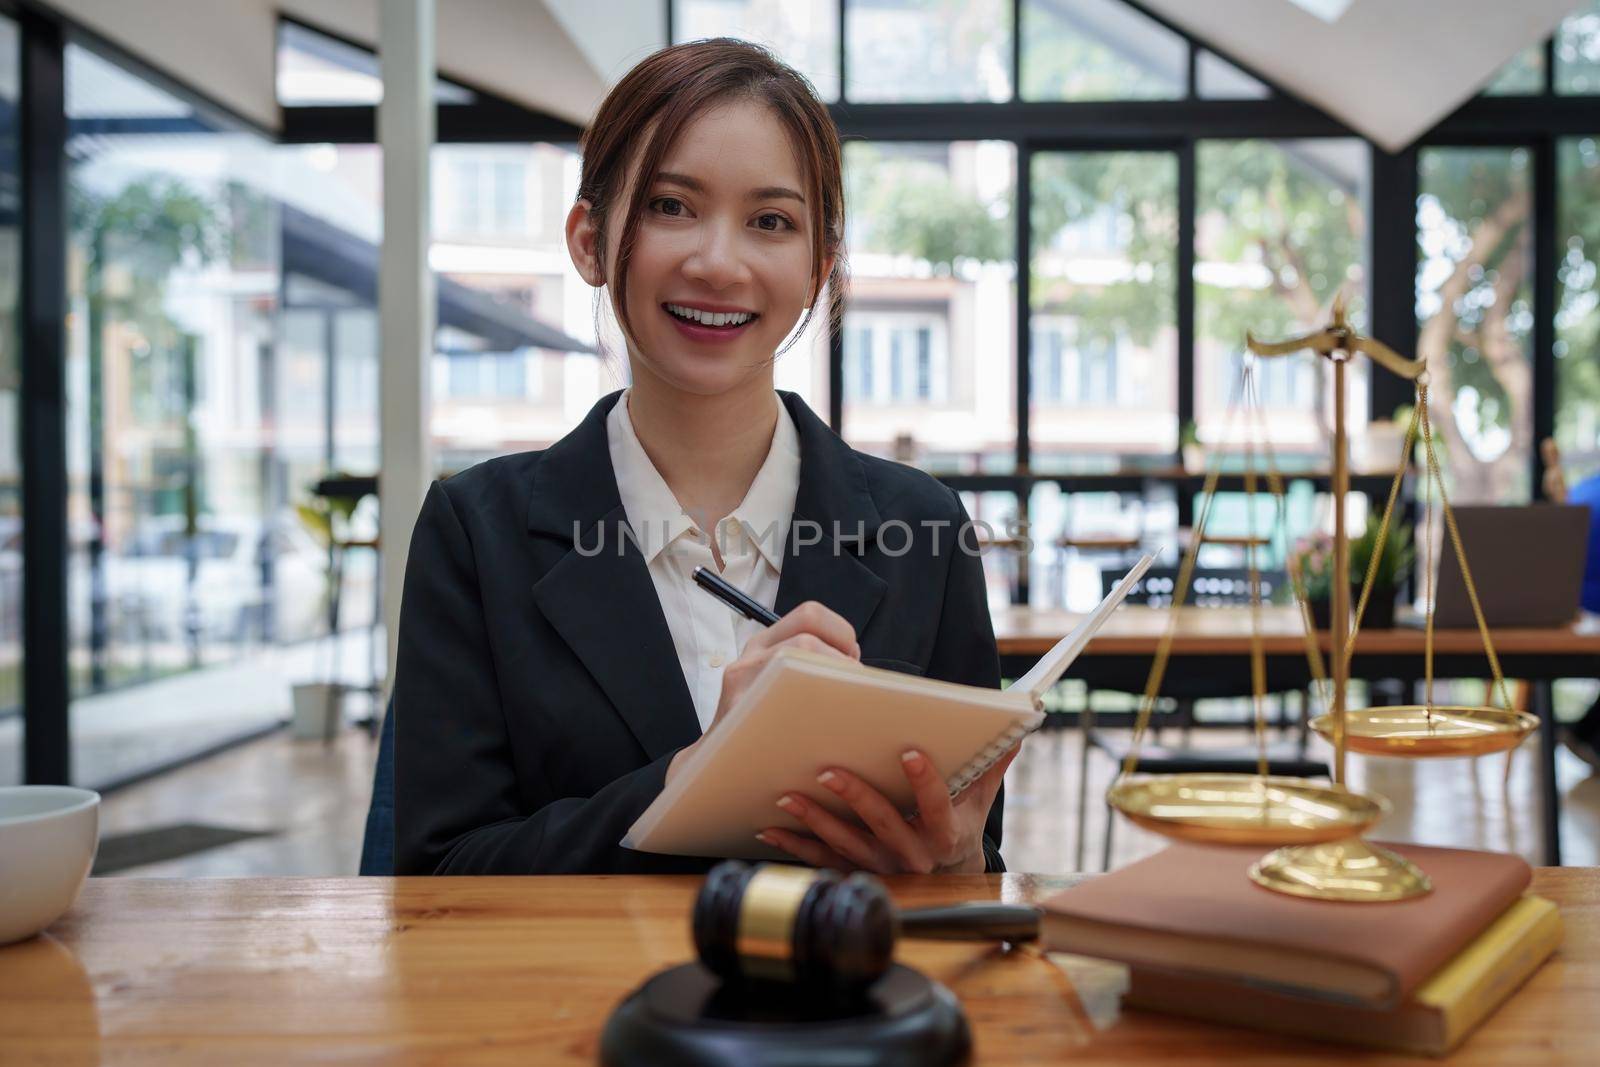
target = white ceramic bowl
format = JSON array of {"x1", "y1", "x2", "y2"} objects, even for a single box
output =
[{"x1": 0, "y1": 786, "x2": 100, "y2": 945}]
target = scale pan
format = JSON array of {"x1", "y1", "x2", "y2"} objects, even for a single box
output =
[
  {"x1": 1310, "y1": 706, "x2": 1537, "y2": 758},
  {"x1": 1106, "y1": 774, "x2": 1388, "y2": 847}
]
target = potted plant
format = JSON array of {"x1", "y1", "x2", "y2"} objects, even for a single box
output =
[
  {"x1": 289, "y1": 481, "x2": 364, "y2": 741},
  {"x1": 1289, "y1": 532, "x2": 1335, "y2": 628},
  {"x1": 1348, "y1": 514, "x2": 1413, "y2": 630},
  {"x1": 1179, "y1": 420, "x2": 1203, "y2": 472}
]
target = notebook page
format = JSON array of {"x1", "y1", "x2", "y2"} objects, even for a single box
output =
[{"x1": 1012, "y1": 553, "x2": 1154, "y2": 699}]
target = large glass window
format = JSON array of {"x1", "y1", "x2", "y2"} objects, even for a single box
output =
[
  {"x1": 1483, "y1": 44, "x2": 1544, "y2": 96},
  {"x1": 59, "y1": 51, "x2": 592, "y2": 787},
  {"x1": 672, "y1": 0, "x2": 840, "y2": 101},
  {"x1": 1021, "y1": 0, "x2": 1186, "y2": 101},
  {"x1": 1030, "y1": 150, "x2": 1177, "y2": 466},
  {"x1": 1416, "y1": 146, "x2": 1535, "y2": 503},
  {"x1": 1557, "y1": 1, "x2": 1600, "y2": 95},
  {"x1": 844, "y1": 0, "x2": 1011, "y2": 102},
  {"x1": 1196, "y1": 51, "x2": 1268, "y2": 100},
  {"x1": 279, "y1": 143, "x2": 383, "y2": 477},
  {"x1": 66, "y1": 42, "x2": 299, "y2": 784},
  {"x1": 275, "y1": 18, "x2": 474, "y2": 106},
  {"x1": 429, "y1": 143, "x2": 615, "y2": 474},
  {"x1": 1196, "y1": 139, "x2": 1371, "y2": 460},
  {"x1": 0, "y1": 13, "x2": 18, "y2": 783},
  {"x1": 841, "y1": 140, "x2": 1015, "y2": 470},
  {"x1": 1558, "y1": 137, "x2": 1600, "y2": 484}
]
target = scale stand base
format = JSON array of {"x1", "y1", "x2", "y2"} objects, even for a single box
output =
[
  {"x1": 1250, "y1": 838, "x2": 1434, "y2": 902},
  {"x1": 600, "y1": 962, "x2": 970, "y2": 1067}
]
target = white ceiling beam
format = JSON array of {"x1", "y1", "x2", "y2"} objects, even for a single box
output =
[
  {"x1": 45, "y1": 0, "x2": 621, "y2": 133},
  {"x1": 278, "y1": 0, "x2": 610, "y2": 125},
  {"x1": 44, "y1": 0, "x2": 280, "y2": 131},
  {"x1": 1136, "y1": 0, "x2": 1579, "y2": 150}
]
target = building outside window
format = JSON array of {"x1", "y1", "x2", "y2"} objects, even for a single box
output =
[
  {"x1": 436, "y1": 149, "x2": 535, "y2": 240},
  {"x1": 842, "y1": 140, "x2": 1015, "y2": 469},
  {"x1": 1031, "y1": 317, "x2": 1122, "y2": 407},
  {"x1": 1030, "y1": 150, "x2": 1177, "y2": 466},
  {"x1": 844, "y1": 312, "x2": 946, "y2": 405}
]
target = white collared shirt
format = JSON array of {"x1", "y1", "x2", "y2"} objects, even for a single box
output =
[{"x1": 606, "y1": 389, "x2": 801, "y2": 733}]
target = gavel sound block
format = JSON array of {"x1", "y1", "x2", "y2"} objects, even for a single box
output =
[{"x1": 600, "y1": 861, "x2": 1042, "y2": 1067}]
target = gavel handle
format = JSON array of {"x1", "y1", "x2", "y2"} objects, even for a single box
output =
[{"x1": 897, "y1": 903, "x2": 1042, "y2": 942}]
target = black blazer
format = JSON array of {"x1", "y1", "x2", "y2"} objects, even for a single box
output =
[{"x1": 394, "y1": 390, "x2": 1006, "y2": 875}]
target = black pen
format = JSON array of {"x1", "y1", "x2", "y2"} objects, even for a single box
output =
[{"x1": 691, "y1": 565, "x2": 781, "y2": 626}]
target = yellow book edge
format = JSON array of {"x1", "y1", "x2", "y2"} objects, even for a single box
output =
[
  {"x1": 1413, "y1": 893, "x2": 1563, "y2": 1051},
  {"x1": 1120, "y1": 894, "x2": 1561, "y2": 1057}
]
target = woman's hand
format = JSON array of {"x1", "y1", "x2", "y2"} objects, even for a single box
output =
[
  {"x1": 666, "y1": 601, "x2": 859, "y2": 786},
  {"x1": 757, "y1": 744, "x2": 1019, "y2": 875}
]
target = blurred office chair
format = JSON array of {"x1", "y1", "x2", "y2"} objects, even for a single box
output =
[
  {"x1": 1053, "y1": 490, "x2": 1145, "y2": 609},
  {"x1": 1541, "y1": 438, "x2": 1600, "y2": 773},
  {"x1": 358, "y1": 696, "x2": 395, "y2": 876}
]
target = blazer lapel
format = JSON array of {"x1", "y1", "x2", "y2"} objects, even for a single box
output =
[
  {"x1": 772, "y1": 392, "x2": 888, "y2": 639},
  {"x1": 528, "y1": 392, "x2": 701, "y2": 763}
]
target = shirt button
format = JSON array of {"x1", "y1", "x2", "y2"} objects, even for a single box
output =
[{"x1": 708, "y1": 653, "x2": 726, "y2": 668}]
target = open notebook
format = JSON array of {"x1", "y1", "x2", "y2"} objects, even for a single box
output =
[{"x1": 622, "y1": 553, "x2": 1154, "y2": 859}]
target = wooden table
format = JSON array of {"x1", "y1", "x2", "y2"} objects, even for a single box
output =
[
  {"x1": 2, "y1": 871, "x2": 1593, "y2": 1064},
  {"x1": 993, "y1": 605, "x2": 1600, "y2": 866}
]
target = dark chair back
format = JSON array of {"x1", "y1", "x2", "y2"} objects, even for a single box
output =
[
  {"x1": 358, "y1": 697, "x2": 395, "y2": 876},
  {"x1": 1103, "y1": 565, "x2": 1288, "y2": 608}
]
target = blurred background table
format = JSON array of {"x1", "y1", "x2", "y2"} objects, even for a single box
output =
[
  {"x1": 993, "y1": 605, "x2": 1600, "y2": 866},
  {"x1": 0, "y1": 872, "x2": 1592, "y2": 1065}
]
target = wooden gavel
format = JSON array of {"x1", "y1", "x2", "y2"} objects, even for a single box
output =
[{"x1": 692, "y1": 861, "x2": 1041, "y2": 997}]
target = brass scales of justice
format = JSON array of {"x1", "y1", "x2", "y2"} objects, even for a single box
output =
[{"x1": 1103, "y1": 295, "x2": 1538, "y2": 902}]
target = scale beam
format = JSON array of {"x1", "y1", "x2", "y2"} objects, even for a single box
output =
[{"x1": 1244, "y1": 295, "x2": 1425, "y2": 380}]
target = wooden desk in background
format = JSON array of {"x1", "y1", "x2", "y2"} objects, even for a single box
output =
[
  {"x1": 0, "y1": 872, "x2": 1592, "y2": 1064},
  {"x1": 992, "y1": 605, "x2": 1600, "y2": 867},
  {"x1": 937, "y1": 466, "x2": 1403, "y2": 529}
]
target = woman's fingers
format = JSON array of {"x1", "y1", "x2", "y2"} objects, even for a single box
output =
[
  {"x1": 750, "y1": 600, "x2": 859, "y2": 659},
  {"x1": 814, "y1": 768, "x2": 937, "y2": 874},
  {"x1": 766, "y1": 744, "x2": 1022, "y2": 876},
  {"x1": 756, "y1": 827, "x2": 855, "y2": 871},
  {"x1": 712, "y1": 636, "x2": 857, "y2": 731},
  {"x1": 775, "y1": 791, "x2": 899, "y2": 873},
  {"x1": 774, "y1": 633, "x2": 850, "y2": 659},
  {"x1": 898, "y1": 750, "x2": 961, "y2": 859},
  {"x1": 713, "y1": 602, "x2": 860, "y2": 729},
  {"x1": 708, "y1": 648, "x2": 772, "y2": 728}
]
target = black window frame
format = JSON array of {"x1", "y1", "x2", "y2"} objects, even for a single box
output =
[{"x1": 8, "y1": 0, "x2": 1595, "y2": 781}]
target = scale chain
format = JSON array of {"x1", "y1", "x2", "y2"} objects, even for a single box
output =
[{"x1": 1417, "y1": 386, "x2": 1513, "y2": 711}]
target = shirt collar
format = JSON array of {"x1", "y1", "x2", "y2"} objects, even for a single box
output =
[
  {"x1": 604, "y1": 389, "x2": 801, "y2": 571},
  {"x1": 729, "y1": 399, "x2": 800, "y2": 572},
  {"x1": 606, "y1": 390, "x2": 696, "y2": 564}
]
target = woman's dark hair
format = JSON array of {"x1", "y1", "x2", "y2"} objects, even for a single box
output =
[{"x1": 577, "y1": 37, "x2": 847, "y2": 358}]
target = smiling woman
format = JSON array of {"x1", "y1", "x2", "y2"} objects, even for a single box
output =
[
  {"x1": 564, "y1": 45, "x2": 844, "y2": 399},
  {"x1": 393, "y1": 38, "x2": 1010, "y2": 878}
]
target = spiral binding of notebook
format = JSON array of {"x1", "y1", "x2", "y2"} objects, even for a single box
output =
[{"x1": 945, "y1": 719, "x2": 1039, "y2": 797}]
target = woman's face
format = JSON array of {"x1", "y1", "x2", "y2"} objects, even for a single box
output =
[{"x1": 572, "y1": 97, "x2": 828, "y2": 397}]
